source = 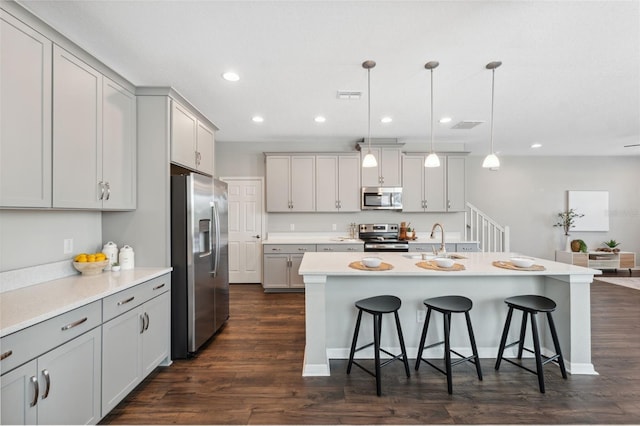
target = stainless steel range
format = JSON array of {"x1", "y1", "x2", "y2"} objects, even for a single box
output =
[{"x1": 359, "y1": 223, "x2": 409, "y2": 252}]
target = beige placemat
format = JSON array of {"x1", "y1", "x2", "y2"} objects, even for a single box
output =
[
  {"x1": 349, "y1": 261, "x2": 394, "y2": 271},
  {"x1": 492, "y1": 261, "x2": 546, "y2": 271},
  {"x1": 416, "y1": 261, "x2": 466, "y2": 271}
]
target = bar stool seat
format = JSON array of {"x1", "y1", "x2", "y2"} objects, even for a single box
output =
[
  {"x1": 495, "y1": 295, "x2": 567, "y2": 393},
  {"x1": 347, "y1": 295, "x2": 410, "y2": 396},
  {"x1": 415, "y1": 295, "x2": 482, "y2": 394}
]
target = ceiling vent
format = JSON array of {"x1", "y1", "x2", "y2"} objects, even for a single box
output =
[
  {"x1": 451, "y1": 120, "x2": 484, "y2": 129},
  {"x1": 336, "y1": 90, "x2": 361, "y2": 100}
]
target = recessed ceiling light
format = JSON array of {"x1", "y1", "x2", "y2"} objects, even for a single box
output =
[
  {"x1": 380, "y1": 116, "x2": 393, "y2": 124},
  {"x1": 252, "y1": 116, "x2": 264, "y2": 123},
  {"x1": 531, "y1": 143, "x2": 542, "y2": 149},
  {"x1": 314, "y1": 116, "x2": 326, "y2": 123},
  {"x1": 439, "y1": 117, "x2": 452, "y2": 124},
  {"x1": 222, "y1": 72, "x2": 240, "y2": 82}
]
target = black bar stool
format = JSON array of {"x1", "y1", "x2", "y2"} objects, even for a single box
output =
[
  {"x1": 347, "y1": 295, "x2": 410, "y2": 396},
  {"x1": 495, "y1": 295, "x2": 568, "y2": 393},
  {"x1": 415, "y1": 295, "x2": 482, "y2": 394}
]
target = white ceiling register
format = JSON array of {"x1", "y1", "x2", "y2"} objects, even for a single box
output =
[{"x1": 568, "y1": 190, "x2": 609, "y2": 232}]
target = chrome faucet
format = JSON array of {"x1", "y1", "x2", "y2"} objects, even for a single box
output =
[{"x1": 430, "y1": 223, "x2": 446, "y2": 255}]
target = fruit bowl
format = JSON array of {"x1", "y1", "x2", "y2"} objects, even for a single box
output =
[{"x1": 73, "y1": 260, "x2": 109, "y2": 275}]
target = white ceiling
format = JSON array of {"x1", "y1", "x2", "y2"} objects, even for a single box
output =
[{"x1": 16, "y1": 0, "x2": 640, "y2": 156}]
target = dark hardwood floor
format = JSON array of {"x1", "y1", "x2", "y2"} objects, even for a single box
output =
[{"x1": 101, "y1": 274, "x2": 640, "y2": 424}]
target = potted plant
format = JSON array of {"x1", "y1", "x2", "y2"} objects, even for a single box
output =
[
  {"x1": 601, "y1": 239, "x2": 621, "y2": 253},
  {"x1": 554, "y1": 208, "x2": 584, "y2": 251},
  {"x1": 405, "y1": 227, "x2": 414, "y2": 240}
]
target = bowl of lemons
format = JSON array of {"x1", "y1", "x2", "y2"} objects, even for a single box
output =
[{"x1": 73, "y1": 252, "x2": 109, "y2": 275}]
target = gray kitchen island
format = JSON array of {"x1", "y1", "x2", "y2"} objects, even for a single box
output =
[{"x1": 298, "y1": 251, "x2": 600, "y2": 377}]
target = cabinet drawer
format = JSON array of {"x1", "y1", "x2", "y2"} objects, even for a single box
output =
[
  {"x1": 620, "y1": 253, "x2": 635, "y2": 269},
  {"x1": 103, "y1": 274, "x2": 171, "y2": 322},
  {"x1": 263, "y1": 244, "x2": 316, "y2": 254},
  {"x1": 456, "y1": 243, "x2": 479, "y2": 252},
  {"x1": 140, "y1": 274, "x2": 171, "y2": 302},
  {"x1": 316, "y1": 244, "x2": 363, "y2": 252},
  {"x1": 408, "y1": 243, "x2": 456, "y2": 253},
  {"x1": 1, "y1": 301, "x2": 101, "y2": 375}
]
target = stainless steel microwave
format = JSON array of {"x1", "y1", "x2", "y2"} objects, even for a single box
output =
[{"x1": 361, "y1": 187, "x2": 403, "y2": 210}]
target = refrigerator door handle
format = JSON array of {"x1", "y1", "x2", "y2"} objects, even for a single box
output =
[{"x1": 210, "y1": 203, "x2": 221, "y2": 277}]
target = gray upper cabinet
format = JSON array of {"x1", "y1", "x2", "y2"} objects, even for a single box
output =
[
  {"x1": 315, "y1": 155, "x2": 360, "y2": 212},
  {"x1": 360, "y1": 147, "x2": 402, "y2": 187},
  {"x1": 170, "y1": 100, "x2": 215, "y2": 176},
  {"x1": 402, "y1": 154, "x2": 465, "y2": 212},
  {"x1": 52, "y1": 45, "x2": 136, "y2": 210},
  {"x1": 266, "y1": 155, "x2": 315, "y2": 212},
  {"x1": 0, "y1": 11, "x2": 52, "y2": 208}
]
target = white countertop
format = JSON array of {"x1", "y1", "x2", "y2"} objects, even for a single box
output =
[
  {"x1": 298, "y1": 251, "x2": 602, "y2": 277},
  {"x1": 0, "y1": 267, "x2": 172, "y2": 337}
]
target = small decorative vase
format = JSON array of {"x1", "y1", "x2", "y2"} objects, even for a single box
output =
[
  {"x1": 570, "y1": 240, "x2": 581, "y2": 252},
  {"x1": 565, "y1": 235, "x2": 572, "y2": 252}
]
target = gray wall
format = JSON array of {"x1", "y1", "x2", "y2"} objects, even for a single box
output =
[
  {"x1": 217, "y1": 141, "x2": 640, "y2": 260},
  {"x1": 0, "y1": 145, "x2": 637, "y2": 273}
]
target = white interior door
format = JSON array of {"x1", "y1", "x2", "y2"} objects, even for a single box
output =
[{"x1": 223, "y1": 178, "x2": 264, "y2": 283}]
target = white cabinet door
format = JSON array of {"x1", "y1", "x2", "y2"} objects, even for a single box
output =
[
  {"x1": 361, "y1": 148, "x2": 402, "y2": 187},
  {"x1": 290, "y1": 155, "x2": 315, "y2": 211},
  {"x1": 102, "y1": 305, "x2": 143, "y2": 415},
  {"x1": 0, "y1": 12, "x2": 52, "y2": 208},
  {"x1": 103, "y1": 77, "x2": 136, "y2": 210},
  {"x1": 337, "y1": 155, "x2": 361, "y2": 211},
  {"x1": 141, "y1": 292, "x2": 171, "y2": 377},
  {"x1": 424, "y1": 162, "x2": 446, "y2": 212},
  {"x1": 446, "y1": 156, "x2": 466, "y2": 212},
  {"x1": 401, "y1": 155, "x2": 425, "y2": 212},
  {"x1": 196, "y1": 121, "x2": 215, "y2": 176},
  {"x1": 289, "y1": 254, "x2": 305, "y2": 288},
  {"x1": 263, "y1": 255, "x2": 290, "y2": 289},
  {"x1": 0, "y1": 360, "x2": 38, "y2": 425},
  {"x1": 266, "y1": 156, "x2": 291, "y2": 212},
  {"x1": 37, "y1": 327, "x2": 101, "y2": 425},
  {"x1": 52, "y1": 45, "x2": 103, "y2": 209},
  {"x1": 315, "y1": 156, "x2": 338, "y2": 211},
  {"x1": 171, "y1": 100, "x2": 197, "y2": 170}
]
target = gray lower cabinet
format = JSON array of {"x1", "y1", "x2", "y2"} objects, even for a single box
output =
[
  {"x1": 0, "y1": 327, "x2": 102, "y2": 425},
  {"x1": 409, "y1": 242, "x2": 478, "y2": 253},
  {"x1": 101, "y1": 275, "x2": 170, "y2": 414},
  {"x1": 263, "y1": 244, "x2": 315, "y2": 291}
]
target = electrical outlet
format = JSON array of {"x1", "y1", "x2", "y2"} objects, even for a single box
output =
[
  {"x1": 63, "y1": 238, "x2": 73, "y2": 254},
  {"x1": 416, "y1": 309, "x2": 426, "y2": 323},
  {"x1": 332, "y1": 224, "x2": 337, "y2": 231},
  {"x1": 290, "y1": 223, "x2": 295, "y2": 231}
]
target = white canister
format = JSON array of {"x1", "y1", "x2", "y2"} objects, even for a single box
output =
[
  {"x1": 119, "y1": 245, "x2": 135, "y2": 270},
  {"x1": 102, "y1": 241, "x2": 118, "y2": 270}
]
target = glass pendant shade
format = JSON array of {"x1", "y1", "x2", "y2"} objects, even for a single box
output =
[
  {"x1": 482, "y1": 153, "x2": 500, "y2": 168},
  {"x1": 424, "y1": 153, "x2": 440, "y2": 167},
  {"x1": 362, "y1": 151, "x2": 378, "y2": 168}
]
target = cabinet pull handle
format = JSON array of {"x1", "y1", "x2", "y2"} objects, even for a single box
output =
[
  {"x1": 298, "y1": 248, "x2": 306, "y2": 251},
  {"x1": 153, "y1": 283, "x2": 166, "y2": 291},
  {"x1": 98, "y1": 181, "x2": 105, "y2": 200},
  {"x1": 271, "y1": 248, "x2": 281, "y2": 252},
  {"x1": 323, "y1": 248, "x2": 332, "y2": 251},
  {"x1": 0, "y1": 350, "x2": 12, "y2": 361},
  {"x1": 117, "y1": 296, "x2": 135, "y2": 306},
  {"x1": 144, "y1": 312, "x2": 150, "y2": 331},
  {"x1": 42, "y1": 369, "x2": 51, "y2": 399},
  {"x1": 61, "y1": 317, "x2": 87, "y2": 331},
  {"x1": 140, "y1": 313, "x2": 145, "y2": 334},
  {"x1": 105, "y1": 182, "x2": 111, "y2": 200},
  {"x1": 30, "y1": 376, "x2": 39, "y2": 407}
]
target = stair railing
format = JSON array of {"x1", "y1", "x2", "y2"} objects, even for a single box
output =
[{"x1": 465, "y1": 202, "x2": 510, "y2": 252}]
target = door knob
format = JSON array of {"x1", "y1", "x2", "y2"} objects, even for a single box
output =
[{"x1": 254, "y1": 235, "x2": 261, "y2": 239}]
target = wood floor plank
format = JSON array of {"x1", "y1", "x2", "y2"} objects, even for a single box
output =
[{"x1": 101, "y1": 278, "x2": 640, "y2": 424}]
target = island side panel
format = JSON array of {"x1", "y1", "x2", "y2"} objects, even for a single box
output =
[{"x1": 302, "y1": 274, "x2": 330, "y2": 376}]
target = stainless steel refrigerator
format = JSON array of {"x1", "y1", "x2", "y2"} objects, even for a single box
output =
[{"x1": 170, "y1": 173, "x2": 229, "y2": 359}]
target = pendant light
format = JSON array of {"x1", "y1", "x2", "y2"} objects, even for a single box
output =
[
  {"x1": 424, "y1": 61, "x2": 441, "y2": 167},
  {"x1": 361, "y1": 60, "x2": 378, "y2": 168},
  {"x1": 482, "y1": 61, "x2": 502, "y2": 169}
]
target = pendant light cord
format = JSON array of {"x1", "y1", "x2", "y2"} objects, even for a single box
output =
[
  {"x1": 430, "y1": 68, "x2": 434, "y2": 153},
  {"x1": 367, "y1": 67, "x2": 372, "y2": 153},
  {"x1": 490, "y1": 68, "x2": 495, "y2": 154}
]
